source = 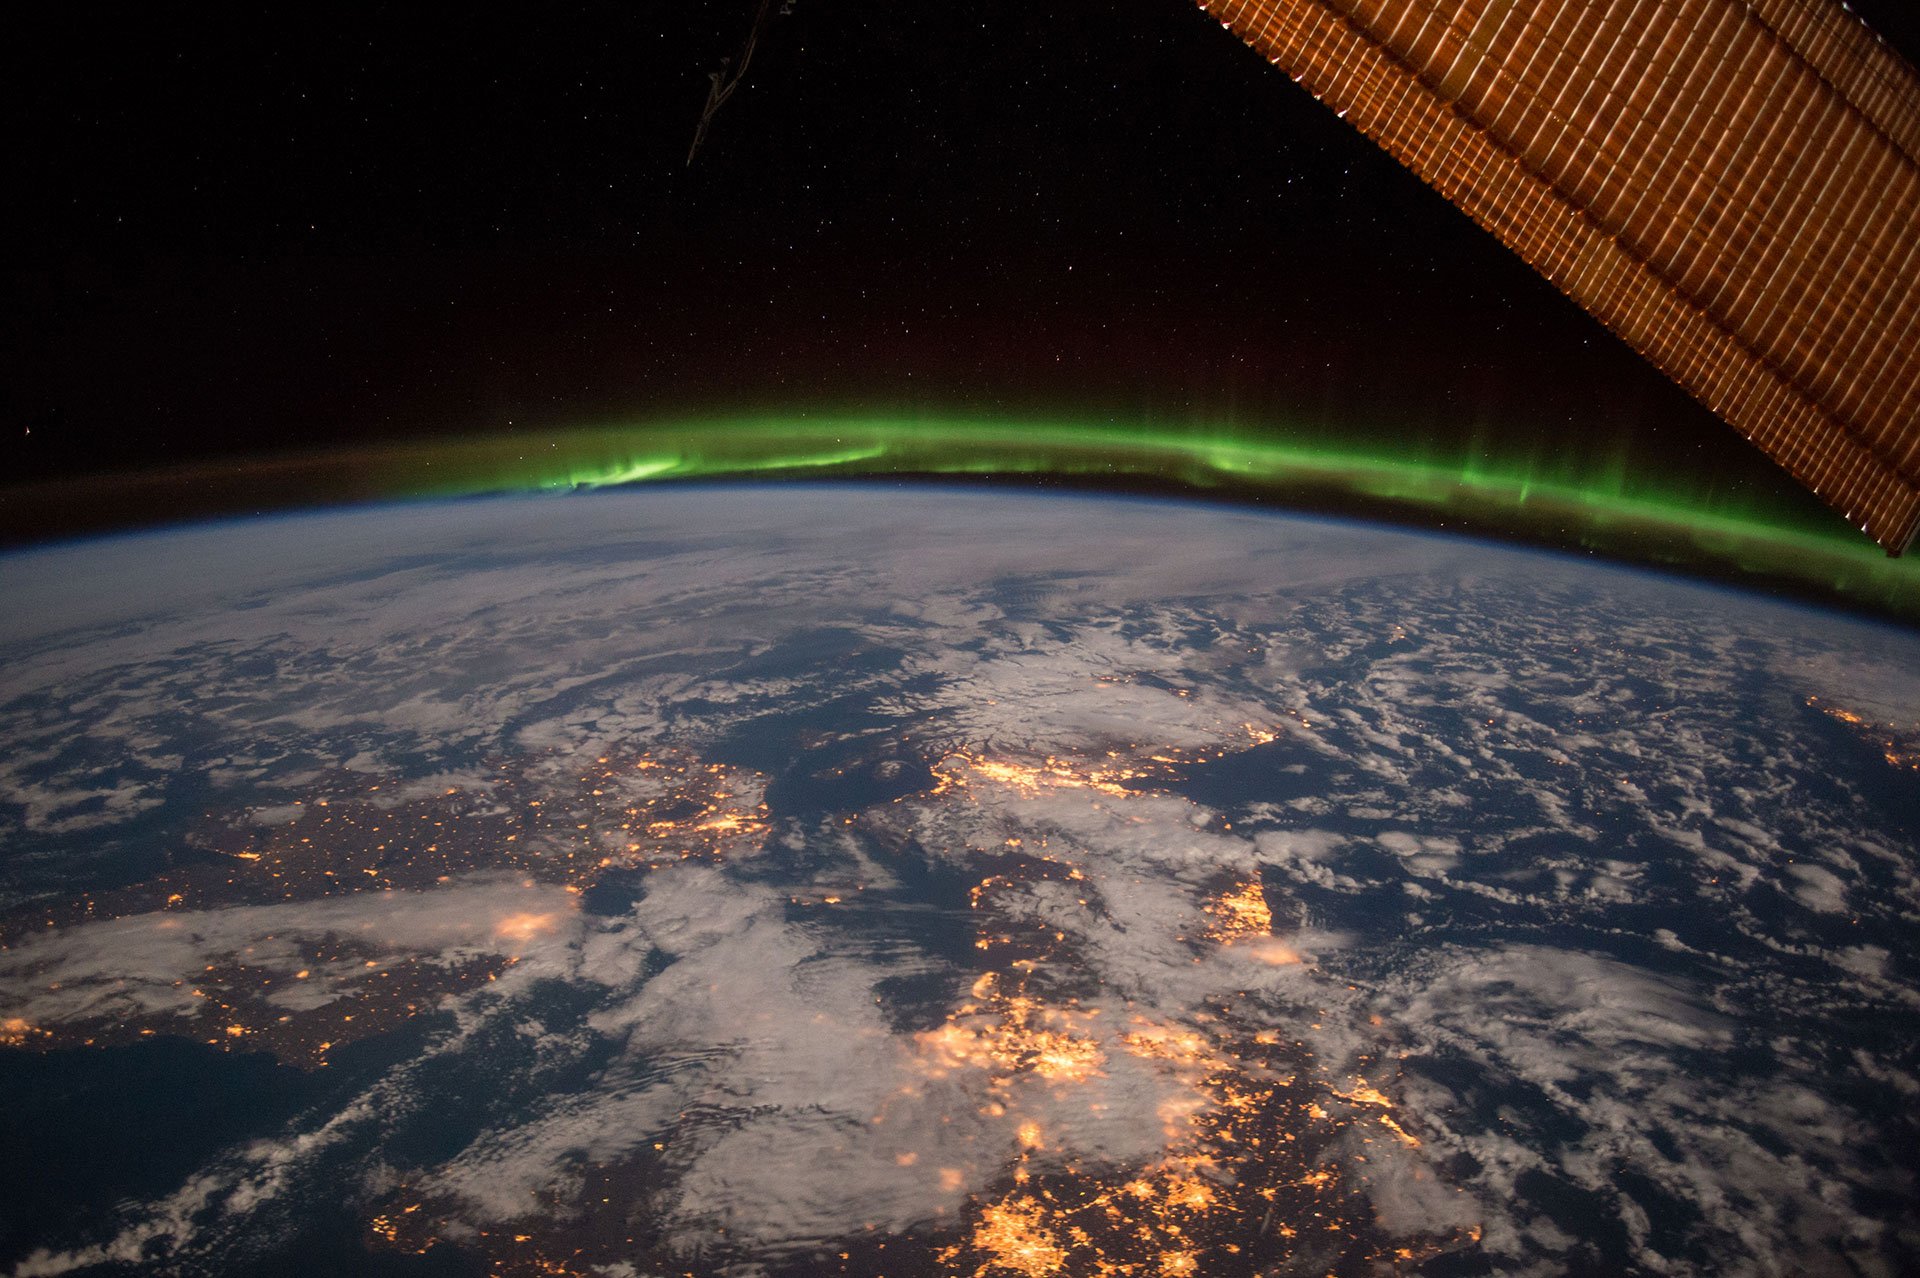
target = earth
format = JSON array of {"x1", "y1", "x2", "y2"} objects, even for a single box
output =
[{"x1": 1, "y1": 485, "x2": 1916, "y2": 1278}]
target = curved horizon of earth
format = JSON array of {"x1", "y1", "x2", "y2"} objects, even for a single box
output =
[{"x1": 0, "y1": 484, "x2": 1916, "y2": 1277}]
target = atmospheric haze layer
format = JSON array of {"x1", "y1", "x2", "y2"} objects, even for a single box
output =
[{"x1": 1, "y1": 419, "x2": 1915, "y2": 623}]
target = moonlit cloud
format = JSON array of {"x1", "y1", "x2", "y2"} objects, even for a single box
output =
[
  {"x1": 2, "y1": 488, "x2": 1916, "y2": 1274},
  {"x1": 0, "y1": 878, "x2": 585, "y2": 1031}
]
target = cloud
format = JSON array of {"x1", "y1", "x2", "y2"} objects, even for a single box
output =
[
  {"x1": 4, "y1": 487, "x2": 1919, "y2": 1274},
  {"x1": 1783, "y1": 862, "x2": 1850, "y2": 914},
  {"x1": 0, "y1": 877, "x2": 583, "y2": 1031},
  {"x1": 1347, "y1": 944, "x2": 1910, "y2": 1273}
]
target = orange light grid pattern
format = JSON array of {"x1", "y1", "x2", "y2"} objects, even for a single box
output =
[{"x1": 1197, "y1": 0, "x2": 1920, "y2": 554}]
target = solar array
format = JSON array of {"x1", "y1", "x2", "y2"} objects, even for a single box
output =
[{"x1": 1199, "y1": 0, "x2": 1920, "y2": 553}]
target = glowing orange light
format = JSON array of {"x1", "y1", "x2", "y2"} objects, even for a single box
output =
[
  {"x1": 1244, "y1": 939, "x2": 1301, "y2": 965},
  {"x1": 1205, "y1": 881, "x2": 1275, "y2": 947},
  {"x1": 939, "y1": 750, "x2": 1139, "y2": 799},
  {"x1": 493, "y1": 912, "x2": 559, "y2": 943},
  {"x1": 970, "y1": 1197, "x2": 1069, "y2": 1277}
]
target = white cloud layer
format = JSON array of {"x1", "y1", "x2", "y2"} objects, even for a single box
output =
[{"x1": 1, "y1": 486, "x2": 1916, "y2": 1275}]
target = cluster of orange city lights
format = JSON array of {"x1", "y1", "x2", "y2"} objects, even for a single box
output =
[
  {"x1": 1805, "y1": 696, "x2": 1920, "y2": 772},
  {"x1": 4, "y1": 720, "x2": 1484, "y2": 1275},
  {"x1": 0, "y1": 1015, "x2": 50, "y2": 1047},
  {"x1": 1204, "y1": 883, "x2": 1303, "y2": 969},
  {"x1": 916, "y1": 970, "x2": 1107, "y2": 1089},
  {"x1": 0, "y1": 746, "x2": 769, "y2": 1067},
  {"x1": 929, "y1": 723, "x2": 1287, "y2": 807},
  {"x1": 926, "y1": 977, "x2": 1455, "y2": 1278},
  {"x1": 910, "y1": 742, "x2": 1470, "y2": 1276}
]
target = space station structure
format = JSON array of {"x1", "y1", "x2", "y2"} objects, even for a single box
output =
[{"x1": 1197, "y1": 0, "x2": 1920, "y2": 554}]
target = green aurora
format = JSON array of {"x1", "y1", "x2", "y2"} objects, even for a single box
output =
[{"x1": 3, "y1": 418, "x2": 1915, "y2": 622}]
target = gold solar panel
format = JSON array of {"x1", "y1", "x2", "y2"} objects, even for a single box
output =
[{"x1": 1196, "y1": 0, "x2": 1920, "y2": 554}]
